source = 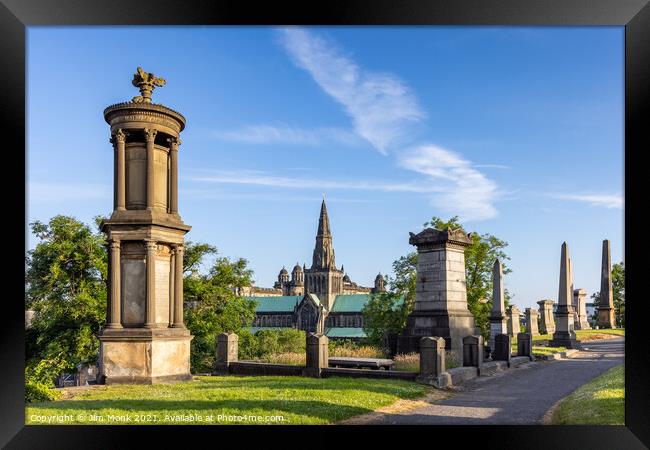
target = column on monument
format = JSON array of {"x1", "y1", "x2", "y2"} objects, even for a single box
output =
[
  {"x1": 169, "y1": 246, "x2": 175, "y2": 327},
  {"x1": 106, "y1": 239, "x2": 122, "y2": 328},
  {"x1": 145, "y1": 128, "x2": 157, "y2": 211},
  {"x1": 145, "y1": 240, "x2": 157, "y2": 328},
  {"x1": 172, "y1": 243, "x2": 185, "y2": 328},
  {"x1": 168, "y1": 137, "x2": 179, "y2": 214},
  {"x1": 115, "y1": 129, "x2": 126, "y2": 211}
]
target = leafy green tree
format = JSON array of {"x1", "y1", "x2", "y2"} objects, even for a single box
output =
[
  {"x1": 363, "y1": 216, "x2": 512, "y2": 342},
  {"x1": 25, "y1": 215, "x2": 108, "y2": 372},
  {"x1": 362, "y1": 291, "x2": 409, "y2": 347},
  {"x1": 183, "y1": 242, "x2": 257, "y2": 373},
  {"x1": 591, "y1": 261, "x2": 625, "y2": 328}
]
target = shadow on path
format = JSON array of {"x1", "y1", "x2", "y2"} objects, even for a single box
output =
[{"x1": 368, "y1": 338, "x2": 624, "y2": 425}]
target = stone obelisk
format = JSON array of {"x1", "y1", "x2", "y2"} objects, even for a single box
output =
[
  {"x1": 549, "y1": 242, "x2": 580, "y2": 348},
  {"x1": 597, "y1": 239, "x2": 616, "y2": 328},
  {"x1": 489, "y1": 259, "x2": 508, "y2": 352},
  {"x1": 98, "y1": 67, "x2": 193, "y2": 384},
  {"x1": 398, "y1": 227, "x2": 478, "y2": 360}
]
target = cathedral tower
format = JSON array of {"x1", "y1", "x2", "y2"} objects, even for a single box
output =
[{"x1": 305, "y1": 199, "x2": 343, "y2": 309}]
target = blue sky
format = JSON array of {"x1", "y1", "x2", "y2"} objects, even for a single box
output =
[{"x1": 27, "y1": 26, "x2": 624, "y2": 310}]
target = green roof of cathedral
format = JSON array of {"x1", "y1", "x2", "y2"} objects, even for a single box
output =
[
  {"x1": 330, "y1": 294, "x2": 371, "y2": 312},
  {"x1": 246, "y1": 296, "x2": 301, "y2": 312},
  {"x1": 325, "y1": 327, "x2": 366, "y2": 338}
]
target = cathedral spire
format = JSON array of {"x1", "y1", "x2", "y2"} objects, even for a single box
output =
[
  {"x1": 317, "y1": 198, "x2": 332, "y2": 237},
  {"x1": 311, "y1": 198, "x2": 336, "y2": 270}
]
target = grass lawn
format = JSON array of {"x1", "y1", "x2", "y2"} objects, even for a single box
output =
[
  {"x1": 551, "y1": 364, "x2": 624, "y2": 425},
  {"x1": 26, "y1": 375, "x2": 431, "y2": 425}
]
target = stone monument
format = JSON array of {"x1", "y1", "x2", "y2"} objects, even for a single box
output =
[
  {"x1": 525, "y1": 308, "x2": 539, "y2": 336},
  {"x1": 507, "y1": 305, "x2": 521, "y2": 336},
  {"x1": 98, "y1": 67, "x2": 193, "y2": 384},
  {"x1": 549, "y1": 242, "x2": 580, "y2": 348},
  {"x1": 573, "y1": 288, "x2": 591, "y2": 330},
  {"x1": 488, "y1": 259, "x2": 508, "y2": 352},
  {"x1": 537, "y1": 299, "x2": 556, "y2": 334},
  {"x1": 397, "y1": 227, "x2": 478, "y2": 358},
  {"x1": 597, "y1": 239, "x2": 616, "y2": 329}
]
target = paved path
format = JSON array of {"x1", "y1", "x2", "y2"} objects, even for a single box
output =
[{"x1": 368, "y1": 338, "x2": 624, "y2": 425}]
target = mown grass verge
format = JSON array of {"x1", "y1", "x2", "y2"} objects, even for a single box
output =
[{"x1": 26, "y1": 375, "x2": 430, "y2": 425}]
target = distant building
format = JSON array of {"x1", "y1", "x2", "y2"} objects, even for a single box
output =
[{"x1": 246, "y1": 199, "x2": 388, "y2": 339}]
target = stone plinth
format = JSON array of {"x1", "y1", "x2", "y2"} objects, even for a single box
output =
[
  {"x1": 463, "y1": 335, "x2": 484, "y2": 375},
  {"x1": 573, "y1": 289, "x2": 591, "y2": 330},
  {"x1": 507, "y1": 305, "x2": 521, "y2": 336},
  {"x1": 525, "y1": 308, "x2": 539, "y2": 336},
  {"x1": 99, "y1": 328, "x2": 192, "y2": 384},
  {"x1": 550, "y1": 242, "x2": 580, "y2": 349},
  {"x1": 398, "y1": 228, "x2": 478, "y2": 359},
  {"x1": 303, "y1": 333, "x2": 328, "y2": 378},
  {"x1": 416, "y1": 337, "x2": 450, "y2": 388},
  {"x1": 597, "y1": 240, "x2": 616, "y2": 329},
  {"x1": 537, "y1": 299, "x2": 556, "y2": 334},
  {"x1": 215, "y1": 332, "x2": 238, "y2": 373},
  {"x1": 517, "y1": 332, "x2": 533, "y2": 361},
  {"x1": 492, "y1": 333, "x2": 511, "y2": 366}
]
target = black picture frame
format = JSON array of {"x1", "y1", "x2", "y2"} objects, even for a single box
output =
[{"x1": 3, "y1": 0, "x2": 648, "y2": 448}]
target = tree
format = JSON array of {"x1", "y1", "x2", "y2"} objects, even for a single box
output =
[
  {"x1": 25, "y1": 215, "x2": 108, "y2": 372},
  {"x1": 591, "y1": 261, "x2": 625, "y2": 328},
  {"x1": 363, "y1": 216, "x2": 512, "y2": 342},
  {"x1": 183, "y1": 242, "x2": 257, "y2": 373},
  {"x1": 362, "y1": 291, "x2": 410, "y2": 347}
]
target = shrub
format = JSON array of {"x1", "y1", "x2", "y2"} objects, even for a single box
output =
[
  {"x1": 393, "y1": 353, "x2": 419, "y2": 372},
  {"x1": 329, "y1": 341, "x2": 385, "y2": 358},
  {"x1": 238, "y1": 329, "x2": 306, "y2": 360},
  {"x1": 262, "y1": 352, "x2": 306, "y2": 365},
  {"x1": 25, "y1": 357, "x2": 65, "y2": 403}
]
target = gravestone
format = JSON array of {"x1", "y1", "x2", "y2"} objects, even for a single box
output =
[
  {"x1": 573, "y1": 288, "x2": 592, "y2": 330},
  {"x1": 597, "y1": 240, "x2": 616, "y2": 329},
  {"x1": 463, "y1": 335, "x2": 484, "y2": 375},
  {"x1": 549, "y1": 242, "x2": 580, "y2": 348},
  {"x1": 517, "y1": 332, "x2": 533, "y2": 361},
  {"x1": 537, "y1": 299, "x2": 556, "y2": 334},
  {"x1": 215, "y1": 332, "x2": 238, "y2": 373},
  {"x1": 507, "y1": 305, "x2": 521, "y2": 336},
  {"x1": 525, "y1": 308, "x2": 539, "y2": 336},
  {"x1": 398, "y1": 228, "x2": 478, "y2": 361},
  {"x1": 303, "y1": 333, "x2": 328, "y2": 377},
  {"x1": 416, "y1": 337, "x2": 450, "y2": 387},
  {"x1": 489, "y1": 259, "x2": 508, "y2": 353},
  {"x1": 492, "y1": 333, "x2": 511, "y2": 367}
]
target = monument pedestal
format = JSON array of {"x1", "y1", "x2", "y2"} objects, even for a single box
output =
[
  {"x1": 99, "y1": 328, "x2": 193, "y2": 385},
  {"x1": 549, "y1": 306, "x2": 580, "y2": 349},
  {"x1": 397, "y1": 227, "x2": 476, "y2": 361},
  {"x1": 597, "y1": 307, "x2": 615, "y2": 329},
  {"x1": 399, "y1": 310, "x2": 477, "y2": 356}
]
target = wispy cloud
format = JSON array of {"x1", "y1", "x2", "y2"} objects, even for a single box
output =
[
  {"x1": 28, "y1": 182, "x2": 111, "y2": 203},
  {"x1": 474, "y1": 164, "x2": 511, "y2": 170},
  {"x1": 548, "y1": 193, "x2": 623, "y2": 209},
  {"x1": 188, "y1": 170, "x2": 440, "y2": 194},
  {"x1": 399, "y1": 145, "x2": 499, "y2": 221},
  {"x1": 279, "y1": 27, "x2": 425, "y2": 154},
  {"x1": 212, "y1": 124, "x2": 363, "y2": 147}
]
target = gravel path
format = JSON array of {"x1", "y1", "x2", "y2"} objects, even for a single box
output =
[{"x1": 366, "y1": 337, "x2": 624, "y2": 425}]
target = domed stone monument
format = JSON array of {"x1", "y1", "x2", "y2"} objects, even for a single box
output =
[{"x1": 98, "y1": 67, "x2": 193, "y2": 384}]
